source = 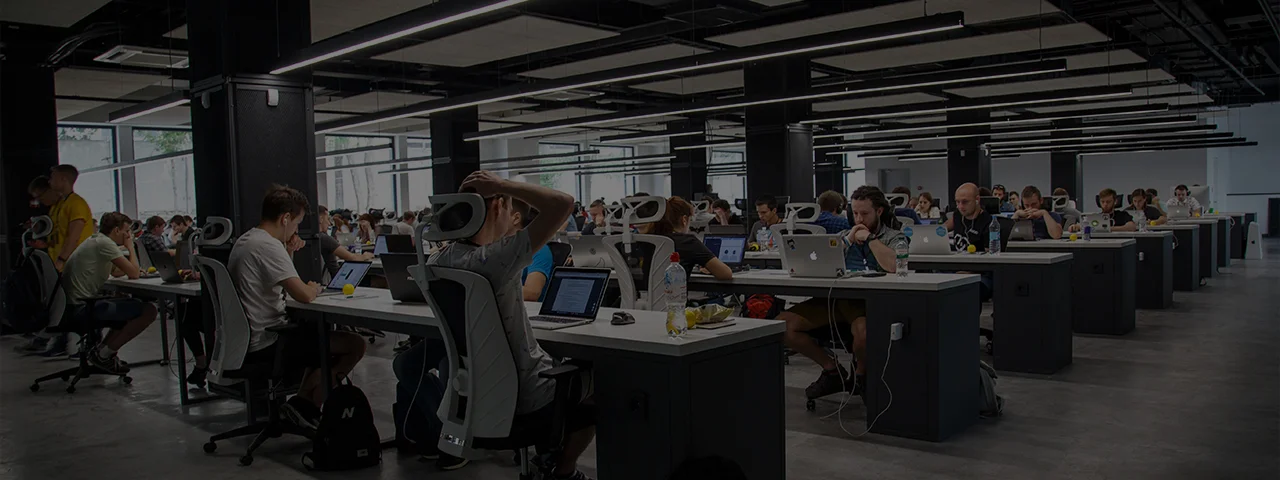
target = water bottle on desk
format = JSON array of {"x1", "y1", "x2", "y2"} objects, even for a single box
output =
[
  {"x1": 1083, "y1": 225, "x2": 1092, "y2": 241},
  {"x1": 1135, "y1": 209, "x2": 1148, "y2": 232},
  {"x1": 663, "y1": 253, "x2": 688, "y2": 338},
  {"x1": 894, "y1": 237, "x2": 909, "y2": 278},
  {"x1": 988, "y1": 215, "x2": 1001, "y2": 255},
  {"x1": 756, "y1": 227, "x2": 769, "y2": 251}
]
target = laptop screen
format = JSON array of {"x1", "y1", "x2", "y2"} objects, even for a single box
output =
[
  {"x1": 703, "y1": 235, "x2": 747, "y2": 264},
  {"x1": 373, "y1": 236, "x2": 388, "y2": 256},
  {"x1": 327, "y1": 262, "x2": 371, "y2": 290},
  {"x1": 539, "y1": 268, "x2": 609, "y2": 319}
]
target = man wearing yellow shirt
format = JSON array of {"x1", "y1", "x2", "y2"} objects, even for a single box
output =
[{"x1": 48, "y1": 165, "x2": 94, "y2": 271}]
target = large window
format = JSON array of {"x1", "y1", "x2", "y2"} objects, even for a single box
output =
[
  {"x1": 57, "y1": 126, "x2": 119, "y2": 216},
  {"x1": 532, "y1": 142, "x2": 579, "y2": 196},
  {"x1": 403, "y1": 137, "x2": 432, "y2": 213},
  {"x1": 581, "y1": 145, "x2": 632, "y2": 202},
  {"x1": 321, "y1": 135, "x2": 396, "y2": 214},
  {"x1": 709, "y1": 150, "x2": 746, "y2": 205},
  {"x1": 844, "y1": 154, "x2": 867, "y2": 195},
  {"x1": 133, "y1": 129, "x2": 196, "y2": 219}
]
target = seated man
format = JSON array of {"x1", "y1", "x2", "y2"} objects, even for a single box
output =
[
  {"x1": 317, "y1": 205, "x2": 374, "y2": 279},
  {"x1": 427, "y1": 171, "x2": 594, "y2": 480},
  {"x1": 812, "y1": 190, "x2": 850, "y2": 234},
  {"x1": 1012, "y1": 186, "x2": 1063, "y2": 239},
  {"x1": 229, "y1": 185, "x2": 367, "y2": 431},
  {"x1": 749, "y1": 195, "x2": 782, "y2": 242},
  {"x1": 1166, "y1": 184, "x2": 1202, "y2": 211},
  {"x1": 515, "y1": 199, "x2": 556, "y2": 302},
  {"x1": 139, "y1": 216, "x2": 169, "y2": 255},
  {"x1": 391, "y1": 211, "x2": 417, "y2": 236},
  {"x1": 944, "y1": 183, "x2": 995, "y2": 301},
  {"x1": 711, "y1": 199, "x2": 741, "y2": 225},
  {"x1": 777, "y1": 186, "x2": 905, "y2": 403},
  {"x1": 169, "y1": 214, "x2": 193, "y2": 246},
  {"x1": 1070, "y1": 188, "x2": 1136, "y2": 232},
  {"x1": 63, "y1": 212, "x2": 158, "y2": 373},
  {"x1": 992, "y1": 184, "x2": 1016, "y2": 213},
  {"x1": 579, "y1": 199, "x2": 607, "y2": 235}
]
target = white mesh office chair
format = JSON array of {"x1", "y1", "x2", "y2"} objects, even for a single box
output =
[
  {"x1": 769, "y1": 202, "x2": 825, "y2": 237},
  {"x1": 886, "y1": 193, "x2": 910, "y2": 209},
  {"x1": 602, "y1": 196, "x2": 674, "y2": 311},
  {"x1": 416, "y1": 194, "x2": 584, "y2": 480}
]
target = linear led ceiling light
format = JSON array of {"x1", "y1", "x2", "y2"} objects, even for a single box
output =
[
  {"x1": 1073, "y1": 141, "x2": 1257, "y2": 157},
  {"x1": 597, "y1": 128, "x2": 706, "y2": 144},
  {"x1": 815, "y1": 104, "x2": 1173, "y2": 139},
  {"x1": 109, "y1": 90, "x2": 190, "y2": 123},
  {"x1": 317, "y1": 13, "x2": 966, "y2": 133},
  {"x1": 815, "y1": 114, "x2": 1199, "y2": 150},
  {"x1": 477, "y1": 149, "x2": 601, "y2": 165},
  {"x1": 673, "y1": 139, "x2": 746, "y2": 150},
  {"x1": 517, "y1": 158, "x2": 677, "y2": 176},
  {"x1": 982, "y1": 124, "x2": 1219, "y2": 147},
  {"x1": 500, "y1": 153, "x2": 676, "y2": 173},
  {"x1": 990, "y1": 133, "x2": 1239, "y2": 154},
  {"x1": 463, "y1": 59, "x2": 1068, "y2": 141},
  {"x1": 802, "y1": 85, "x2": 1133, "y2": 125},
  {"x1": 271, "y1": 0, "x2": 529, "y2": 74}
]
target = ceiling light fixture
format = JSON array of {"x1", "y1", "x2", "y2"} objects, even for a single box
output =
[
  {"x1": 815, "y1": 114, "x2": 1199, "y2": 150},
  {"x1": 672, "y1": 139, "x2": 747, "y2": 150},
  {"x1": 1073, "y1": 141, "x2": 1257, "y2": 157},
  {"x1": 317, "y1": 13, "x2": 965, "y2": 134},
  {"x1": 525, "y1": 160, "x2": 676, "y2": 176},
  {"x1": 108, "y1": 90, "x2": 190, "y2": 124},
  {"x1": 462, "y1": 59, "x2": 1068, "y2": 141},
  {"x1": 596, "y1": 128, "x2": 706, "y2": 144},
  {"x1": 505, "y1": 154, "x2": 676, "y2": 174},
  {"x1": 271, "y1": 0, "x2": 529, "y2": 74},
  {"x1": 982, "y1": 124, "x2": 1219, "y2": 147},
  {"x1": 991, "y1": 134, "x2": 1240, "y2": 154},
  {"x1": 477, "y1": 149, "x2": 601, "y2": 165},
  {"x1": 814, "y1": 104, "x2": 1173, "y2": 139},
  {"x1": 802, "y1": 85, "x2": 1133, "y2": 125}
]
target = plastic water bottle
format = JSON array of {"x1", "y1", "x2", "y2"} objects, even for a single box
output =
[
  {"x1": 988, "y1": 215, "x2": 1001, "y2": 255},
  {"x1": 1083, "y1": 225, "x2": 1092, "y2": 241},
  {"x1": 894, "y1": 237, "x2": 909, "y2": 277},
  {"x1": 663, "y1": 253, "x2": 688, "y2": 338},
  {"x1": 756, "y1": 227, "x2": 769, "y2": 250},
  {"x1": 1134, "y1": 209, "x2": 1148, "y2": 232}
]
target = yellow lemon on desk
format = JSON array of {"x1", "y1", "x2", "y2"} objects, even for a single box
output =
[
  {"x1": 966, "y1": 245, "x2": 977, "y2": 254},
  {"x1": 147, "y1": 266, "x2": 157, "y2": 273},
  {"x1": 1069, "y1": 233, "x2": 1079, "y2": 241},
  {"x1": 1150, "y1": 220, "x2": 1157, "y2": 226},
  {"x1": 342, "y1": 284, "x2": 355, "y2": 296}
]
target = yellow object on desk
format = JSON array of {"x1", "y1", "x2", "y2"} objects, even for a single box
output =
[
  {"x1": 147, "y1": 266, "x2": 157, "y2": 274},
  {"x1": 966, "y1": 245, "x2": 977, "y2": 253},
  {"x1": 342, "y1": 284, "x2": 355, "y2": 297},
  {"x1": 1069, "y1": 233, "x2": 1079, "y2": 241}
]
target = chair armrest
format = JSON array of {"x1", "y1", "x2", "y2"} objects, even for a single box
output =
[{"x1": 537, "y1": 364, "x2": 580, "y2": 380}]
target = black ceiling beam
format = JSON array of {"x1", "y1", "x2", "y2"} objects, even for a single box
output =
[{"x1": 1149, "y1": 0, "x2": 1266, "y2": 95}]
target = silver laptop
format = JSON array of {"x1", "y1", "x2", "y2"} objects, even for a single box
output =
[
  {"x1": 1010, "y1": 220, "x2": 1036, "y2": 241},
  {"x1": 530, "y1": 267, "x2": 611, "y2": 330},
  {"x1": 906, "y1": 225, "x2": 952, "y2": 255},
  {"x1": 563, "y1": 234, "x2": 611, "y2": 268},
  {"x1": 336, "y1": 232, "x2": 357, "y2": 246},
  {"x1": 318, "y1": 261, "x2": 372, "y2": 296},
  {"x1": 1080, "y1": 213, "x2": 1113, "y2": 233},
  {"x1": 1166, "y1": 205, "x2": 1190, "y2": 219},
  {"x1": 780, "y1": 234, "x2": 847, "y2": 278}
]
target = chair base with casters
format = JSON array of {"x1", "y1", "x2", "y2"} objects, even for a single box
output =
[
  {"x1": 202, "y1": 325, "x2": 309, "y2": 466},
  {"x1": 29, "y1": 297, "x2": 132, "y2": 394},
  {"x1": 801, "y1": 322, "x2": 857, "y2": 412},
  {"x1": 470, "y1": 365, "x2": 583, "y2": 480}
]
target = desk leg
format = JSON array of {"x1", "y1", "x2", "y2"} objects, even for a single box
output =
[
  {"x1": 993, "y1": 264, "x2": 1073, "y2": 374},
  {"x1": 318, "y1": 316, "x2": 333, "y2": 403},
  {"x1": 176, "y1": 299, "x2": 189, "y2": 406},
  {"x1": 159, "y1": 302, "x2": 172, "y2": 366},
  {"x1": 1200, "y1": 223, "x2": 1217, "y2": 279},
  {"x1": 1132, "y1": 237, "x2": 1174, "y2": 309},
  {"x1": 1217, "y1": 218, "x2": 1231, "y2": 268}
]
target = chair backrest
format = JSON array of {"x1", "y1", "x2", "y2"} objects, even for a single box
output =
[
  {"x1": 602, "y1": 234, "x2": 675, "y2": 311},
  {"x1": 547, "y1": 242, "x2": 572, "y2": 267},
  {"x1": 134, "y1": 238, "x2": 155, "y2": 271},
  {"x1": 886, "y1": 193, "x2": 910, "y2": 209},
  {"x1": 897, "y1": 215, "x2": 917, "y2": 226},
  {"x1": 193, "y1": 255, "x2": 252, "y2": 383}
]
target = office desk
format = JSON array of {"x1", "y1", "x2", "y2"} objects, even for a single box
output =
[
  {"x1": 744, "y1": 251, "x2": 781, "y2": 269},
  {"x1": 103, "y1": 277, "x2": 211, "y2": 406},
  {"x1": 687, "y1": 270, "x2": 980, "y2": 442},
  {"x1": 1170, "y1": 218, "x2": 1218, "y2": 279},
  {"x1": 909, "y1": 252, "x2": 1074, "y2": 374},
  {"x1": 288, "y1": 290, "x2": 787, "y2": 480},
  {"x1": 1204, "y1": 216, "x2": 1232, "y2": 267},
  {"x1": 1214, "y1": 212, "x2": 1254, "y2": 259},
  {"x1": 1148, "y1": 224, "x2": 1201, "y2": 291},
  {"x1": 1006, "y1": 239, "x2": 1137, "y2": 335},
  {"x1": 1092, "y1": 231, "x2": 1175, "y2": 309}
]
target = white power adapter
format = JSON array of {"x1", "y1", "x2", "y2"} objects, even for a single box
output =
[{"x1": 890, "y1": 322, "x2": 905, "y2": 341}]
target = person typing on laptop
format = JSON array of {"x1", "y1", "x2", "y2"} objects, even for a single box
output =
[
  {"x1": 776, "y1": 186, "x2": 906, "y2": 405},
  {"x1": 1126, "y1": 189, "x2": 1167, "y2": 226},
  {"x1": 1165, "y1": 184, "x2": 1202, "y2": 212},
  {"x1": 1011, "y1": 186, "x2": 1063, "y2": 239},
  {"x1": 426, "y1": 171, "x2": 595, "y2": 480},
  {"x1": 228, "y1": 185, "x2": 367, "y2": 432},
  {"x1": 1069, "y1": 188, "x2": 1137, "y2": 233},
  {"x1": 652, "y1": 196, "x2": 734, "y2": 280},
  {"x1": 316, "y1": 205, "x2": 374, "y2": 279}
]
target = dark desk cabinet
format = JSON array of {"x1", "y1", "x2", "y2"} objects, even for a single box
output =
[{"x1": 1011, "y1": 243, "x2": 1137, "y2": 335}]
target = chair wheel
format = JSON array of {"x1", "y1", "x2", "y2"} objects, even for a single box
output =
[
  {"x1": 368, "y1": 337, "x2": 376, "y2": 344},
  {"x1": 203, "y1": 442, "x2": 217, "y2": 453},
  {"x1": 29, "y1": 384, "x2": 39, "y2": 392},
  {"x1": 239, "y1": 455, "x2": 254, "y2": 466},
  {"x1": 805, "y1": 399, "x2": 816, "y2": 412},
  {"x1": 66, "y1": 386, "x2": 76, "y2": 394},
  {"x1": 121, "y1": 376, "x2": 133, "y2": 384}
]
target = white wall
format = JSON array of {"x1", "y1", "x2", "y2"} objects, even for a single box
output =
[
  {"x1": 992, "y1": 153, "x2": 1050, "y2": 196},
  {"x1": 1081, "y1": 148, "x2": 1208, "y2": 209},
  {"x1": 1210, "y1": 102, "x2": 1280, "y2": 233}
]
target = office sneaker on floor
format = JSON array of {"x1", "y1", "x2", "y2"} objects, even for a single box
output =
[
  {"x1": 804, "y1": 364, "x2": 854, "y2": 400},
  {"x1": 88, "y1": 350, "x2": 130, "y2": 375},
  {"x1": 13, "y1": 337, "x2": 50, "y2": 355},
  {"x1": 550, "y1": 470, "x2": 594, "y2": 480},
  {"x1": 281, "y1": 397, "x2": 321, "y2": 432}
]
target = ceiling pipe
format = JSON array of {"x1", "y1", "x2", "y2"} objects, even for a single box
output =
[{"x1": 1150, "y1": 0, "x2": 1266, "y2": 96}]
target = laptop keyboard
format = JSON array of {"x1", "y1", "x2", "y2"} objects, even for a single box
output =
[{"x1": 530, "y1": 316, "x2": 583, "y2": 324}]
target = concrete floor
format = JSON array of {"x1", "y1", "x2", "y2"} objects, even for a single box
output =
[{"x1": 2, "y1": 240, "x2": 1278, "y2": 480}]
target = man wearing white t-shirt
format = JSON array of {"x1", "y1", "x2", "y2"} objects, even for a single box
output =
[{"x1": 1166, "y1": 184, "x2": 1202, "y2": 211}]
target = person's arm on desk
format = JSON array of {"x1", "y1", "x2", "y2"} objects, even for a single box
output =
[
  {"x1": 335, "y1": 247, "x2": 374, "y2": 263},
  {"x1": 849, "y1": 225, "x2": 898, "y2": 273},
  {"x1": 701, "y1": 258, "x2": 733, "y2": 280},
  {"x1": 280, "y1": 233, "x2": 324, "y2": 303},
  {"x1": 1031, "y1": 209, "x2": 1063, "y2": 239},
  {"x1": 111, "y1": 235, "x2": 142, "y2": 279}
]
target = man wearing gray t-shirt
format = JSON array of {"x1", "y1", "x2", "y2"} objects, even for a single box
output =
[{"x1": 428, "y1": 171, "x2": 595, "y2": 480}]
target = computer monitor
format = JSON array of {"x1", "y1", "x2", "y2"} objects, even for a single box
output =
[
  {"x1": 1187, "y1": 185, "x2": 1210, "y2": 208},
  {"x1": 979, "y1": 196, "x2": 1001, "y2": 215}
]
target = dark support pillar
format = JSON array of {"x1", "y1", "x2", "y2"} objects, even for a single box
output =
[
  {"x1": 814, "y1": 152, "x2": 844, "y2": 195},
  {"x1": 669, "y1": 119, "x2": 707, "y2": 199},
  {"x1": 946, "y1": 110, "x2": 991, "y2": 195},
  {"x1": 429, "y1": 107, "x2": 481, "y2": 194},
  {"x1": 0, "y1": 28, "x2": 60, "y2": 272},
  {"x1": 744, "y1": 58, "x2": 814, "y2": 202},
  {"x1": 1050, "y1": 119, "x2": 1084, "y2": 204},
  {"x1": 187, "y1": 0, "x2": 321, "y2": 280}
]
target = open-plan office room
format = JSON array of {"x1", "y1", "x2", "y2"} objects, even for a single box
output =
[{"x1": 1, "y1": 1, "x2": 1278, "y2": 479}]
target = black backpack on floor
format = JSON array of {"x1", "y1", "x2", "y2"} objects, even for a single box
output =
[
  {"x1": 303, "y1": 384, "x2": 382, "y2": 471},
  {"x1": 2, "y1": 256, "x2": 54, "y2": 334}
]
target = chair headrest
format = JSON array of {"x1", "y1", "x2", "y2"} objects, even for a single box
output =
[
  {"x1": 130, "y1": 220, "x2": 143, "y2": 235},
  {"x1": 784, "y1": 203, "x2": 821, "y2": 223},
  {"x1": 192, "y1": 217, "x2": 234, "y2": 247},
  {"x1": 886, "y1": 193, "x2": 910, "y2": 208},
  {"x1": 28, "y1": 216, "x2": 52, "y2": 240},
  {"x1": 424, "y1": 193, "x2": 486, "y2": 242},
  {"x1": 617, "y1": 196, "x2": 666, "y2": 224},
  {"x1": 1052, "y1": 195, "x2": 1069, "y2": 211},
  {"x1": 691, "y1": 200, "x2": 710, "y2": 215}
]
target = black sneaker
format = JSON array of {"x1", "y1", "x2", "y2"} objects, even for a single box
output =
[
  {"x1": 186, "y1": 367, "x2": 209, "y2": 388},
  {"x1": 281, "y1": 397, "x2": 321, "y2": 431},
  {"x1": 88, "y1": 350, "x2": 130, "y2": 375},
  {"x1": 436, "y1": 454, "x2": 469, "y2": 471},
  {"x1": 551, "y1": 470, "x2": 594, "y2": 480},
  {"x1": 804, "y1": 364, "x2": 853, "y2": 400}
]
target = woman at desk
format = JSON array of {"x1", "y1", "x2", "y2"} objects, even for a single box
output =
[
  {"x1": 355, "y1": 214, "x2": 377, "y2": 245},
  {"x1": 651, "y1": 196, "x2": 734, "y2": 280},
  {"x1": 915, "y1": 192, "x2": 941, "y2": 220},
  {"x1": 317, "y1": 206, "x2": 374, "y2": 279}
]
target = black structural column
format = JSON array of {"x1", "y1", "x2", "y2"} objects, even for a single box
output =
[
  {"x1": 669, "y1": 119, "x2": 708, "y2": 199},
  {"x1": 186, "y1": 0, "x2": 321, "y2": 278},
  {"x1": 744, "y1": 58, "x2": 814, "y2": 203},
  {"x1": 430, "y1": 108, "x2": 481, "y2": 194},
  {"x1": 0, "y1": 27, "x2": 60, "y2": 272},
  {"x1": 946, "y1": 110, "x2": 992, "y2": 196},
  {"x1": 814, "y1": 153, "x2": 844, "y2": 195},
  {"x1": 1049, "y1": 120, "x2": 1084, "y2": 204}
]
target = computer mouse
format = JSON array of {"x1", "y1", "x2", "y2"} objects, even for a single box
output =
[{"x1": 611, "y1": 311, "x2": 635, "y2": 325}]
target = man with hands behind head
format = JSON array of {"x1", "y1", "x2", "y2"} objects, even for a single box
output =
[{"x1": 1012, "y1": 186, "x2": 1063, "y2": 239}]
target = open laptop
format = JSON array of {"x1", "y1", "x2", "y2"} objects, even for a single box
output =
[
  {"x1": 381, "y1": 253, "x2": 426, "y2": 303},
  {"x1": 336, "y1": 232, "x2": 357, "y2": 246},
  {"x1": 906, "y1": 225, "x2": 952, "y2": 255},
  {"x1": 1166, "y1": 205, "x2": 1190, "y2": 219},
  {"x1": 529, "y1": 267, "x2": 611, "y2": 330},
  {"x1": 1080, "y1": 213, "x2": 1113, "y2": 233},
  {"x1": 318, "y1": 261, "x2": 372, "y2": 297},
  {"x1": 1010, "y1": 220, "x2": 1037, "y2": 241},
  {"x1": 780, "y1": 235, "x2": 847, "y2": 278},
  {"x1": 381, "y1": 234, "x2": 414, "y2": 254},
  {"x1": 703, "y1": 235, "x2": 749, "y2": 272},
  {"x1": 151, "y1": 250, "x2": 197, "y2": 284}
]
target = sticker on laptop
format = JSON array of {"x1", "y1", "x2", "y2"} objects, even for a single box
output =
[
  {"x1": 829, "y1": 238, "x2": 838, "y2": 247},
  {"x1": 903, "y1": 226, "x2": 914, "y2": 237},
  {"x1": 937, "y1": 227, "x2": 947, "y2": 237}
]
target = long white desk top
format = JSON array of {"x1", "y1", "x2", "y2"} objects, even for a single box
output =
[
  {"x1": 1149, "y1": 224, "x2": 1199, "y2": 231},
  {"x1": 1091, "y1": 231, "x2": 1173, "y2": 239},
  {"x1": 688, "y1": 268, "x2": 978, "y2": 292},
  {"x1": 1006, "y1": 238, "x2": 1135, "y2": 249},
  {"x1": 286, "y1": 288, "x2": 783, "y2": 357},
  {"x1": 1169, "y1": 218, "x2": 1219, "y2": 225},
  {"x1": 745, "y1": 251, "x2": 780, "y2": 260},
  {"x1": 910, "y1": 252, "x2": 1073, "y2": 265},
  {"x1": 105, "y1": 277, "x2": 202, "y2": 296}
]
